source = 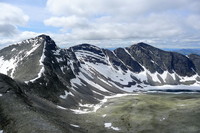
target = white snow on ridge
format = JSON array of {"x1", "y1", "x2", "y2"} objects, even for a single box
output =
[
  {"x1": 0, "y1": 37, "x2": 45, "y2": 79},
  {"x1": 59, "y1": 90, "x2": 74, "y2": 99},
  {"x1": 179, "y1": 74, "x2": 199, "y2": 82},
  {"x1": 57, "y1": 105, "x2": 67, "y2": 110},
  {"x1": 56, "y1": 57, "x2": 63, "y2": 63},
  {"x1": 98, "y1": 77, "x2": 112, "y2": 87},
  {"x1": 11, "y1": 48, "x2": 16, "y2": 51},
  {"x1": 75, "y1": 50, "x2": 105, "y2": 60},
  {"x1": 73, "y1": 49, "x2": 200, "y2": 93},
  {"x1": 84, "y1": 62, "x2": 134, "y2": 85},
  {"x1": 0, "y1": 57, "x2": 17, "y2": 77},
  {"x1": 25, "y1": 41, "x2": 41, "y2": 57},
  {"x1": 70, "y1": 61, "x2": 110, "y2": 93},
  {"x1": 0, "y1": 130, "x2": 3, "y2": 133},
  {"x1": 0, "y1": 94, "x2": 2, "y2": 97},
  {"x1": 70, "y1": 77, "x2": 85, "y2": 88},
  {"x1": 29, "y1": 42, "x2": 46, "y2": 82},
  {"x1": 29, "y1": 67, "x2": 45, "y2": 82},
  {"x1": 39, "y1": 42, "x2": 46, "y2": 65},
  {"x1": 78, "y1": 72, "x2": 109, "y2": 92},
  {"x1": 75, "y1": 49, "x2": 142, "y2": 88},
  {"x1": 53, "y1": 49, "x2": 61, "y2": 56}
]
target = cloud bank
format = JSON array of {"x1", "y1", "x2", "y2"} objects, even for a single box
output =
[
  {"x1": 0, "y1": 3, "x2": 29, "y2": 36},
  {"x1": 1, "y1": 0, "x2": 200, "y2": 49},
  {"x1": 44, "y1": 0, "x2": 200, "y2": 42}
]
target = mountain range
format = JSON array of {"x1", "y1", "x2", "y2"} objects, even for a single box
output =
[
  {"x1": 0, "y1": 35, "x2": 200, "y2": 132},
  {"x1": 172, "y1": 49, "x2": 200, "y2": 55}
]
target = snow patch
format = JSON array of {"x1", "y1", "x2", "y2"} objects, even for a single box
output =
[
  {"x1": 0, "y1": 94, "x2": 2, "y2": 97},
  {"x1": 0, "y1": 130, "x2": 3, "y2": 133},
  {"x1": 59, "y1": 90, "x2": 74, "y2": 99},
  {"x1": 71, "y1": 77, "x2": 86, "y2": 88},
  {"x1": 104, "y1": 123, "x2": 112, "y2": 128},
  {"x1": 98, "y1": 77, "x2": 112, "y2": 87},
  {"x1": 70, "y1": 64, "x2": 110, "y2": 92},
  {"x1": 177, "y1": 104, "x2": 186, "y2": 107},
  {"x1": 160, "y1": 117, "x2": 166, "y2": 121},
  {"x1": 70, "y1": 124, "x2": 80, "y2": 128},
  {"x1": 57, "y1": 105, "x2": 67, "y2": 110},
  {"x1": 79, "y1": 72, "x2": 109, "y2": 92},
  {"x1": 145, "y1": 84, "x2": 200, "y2": 91},
  {"x1": 104, "y1": 123, "x2": 120, "y2": 131},
  {"x1": 11, "y1": 48, "x2": 16, "y2": 51},
  {"x1": 111, "y1": 126, "x2": 121, "y2": 131},
  {"x1": 53, "y1": 49, "x2": 61, "y2": 55},
  {"x1": 71, "y1": 93, "x2": 138, "y2": 114},
  {"x1": 102, "y1": 114, "x2": 107, "y2": 117},
  {"x1": 75, "y1": 50, "x2": 105, "y2": 60},
  {"x1": 56, "y1": 57, "x2": 63, "y2": 63},
  {"x1": 0, "y1": 56, "x2": 18, "y2": 78},
  {"x1": 71, "y1": 98, "x2": 107, "y2": 114}
]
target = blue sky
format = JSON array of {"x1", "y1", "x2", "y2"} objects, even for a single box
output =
[{"x1": 0, "y1": 0, "x2": 200, "y2": 49}]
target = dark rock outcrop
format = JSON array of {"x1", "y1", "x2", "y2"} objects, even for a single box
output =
[{"x1": 128, "y1": 42, "x2": 196, "y2": 76}]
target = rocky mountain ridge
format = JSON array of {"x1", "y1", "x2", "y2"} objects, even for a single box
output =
[
  {"x1": 0, "y1": 35, "x2": 200, "y2": 103},
  {"x1": 0, "y1": 34, "x2": 200, "y2": 132}
]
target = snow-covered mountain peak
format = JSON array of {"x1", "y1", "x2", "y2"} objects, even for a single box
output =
[{"x1": 0, "y1": 35, "x2": 53, "y2": 81}]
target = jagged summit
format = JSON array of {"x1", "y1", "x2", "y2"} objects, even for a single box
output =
[
  {"x1": 130, "y1": 42, "x2": 164, "y2": 52},
  {"x1": 38, "y1": 34, "x2": 51, "y2": 39},
  {"x1": 134, "y1": 42, "x2": 150, "y2": 46},
  {"x1": 130, "y1": 42, "x2": 152, "y2": 48},
  {"x1": 37, "y1": 34, "x2": 57, "y2": 50}
]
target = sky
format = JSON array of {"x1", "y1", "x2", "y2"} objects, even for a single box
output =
[{"x1": 0, "y1": 0, "x2": 200, "y2": 49}]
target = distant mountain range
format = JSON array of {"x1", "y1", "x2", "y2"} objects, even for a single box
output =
[
  {"x1": 172, "y1": 49, "x2": 200, "y2": 55},
  {"x1": 0, "y1": 35, "x2": 200, "y2": 132}
]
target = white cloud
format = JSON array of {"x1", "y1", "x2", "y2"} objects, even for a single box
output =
[
  {"x1": 44, "y1": 13, "x2": 183, "y2": 40},
  {"x1": 46, "y1": 0, "x2": 196, "y2": 17},
  {"x1": 44, "y1": 16, "x2": 90, "y2": 30},
  {"x1": 1, "y1": 0, "x2": 200, "y2": 49},
  {"x1": 187, "y1": 15, "x2": 200, "y2": 30},
  {"x1": 0, "y1": 31, "x2": 40, "y2": 49},
  {"x1": 44, "y1": 0, "x2": 200, "y2": 42},
  {"x1": 0, "y1": 24, "x2": 17, "y2": 36},
  {"x1": 1, "y1": 30, "x2": 200, "y2": 50},
  {"x1": 0, "y1": 3, "x2": 29, "y2": 36}
]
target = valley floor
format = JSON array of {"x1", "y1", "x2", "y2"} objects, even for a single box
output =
[{"x1": 69, "y1": 93, "x2": 200, "y2": 133}]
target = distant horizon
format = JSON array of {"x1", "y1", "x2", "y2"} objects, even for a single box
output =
[{"x1": 1, "y1": 34, "x2": 200, "y2": 51}]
